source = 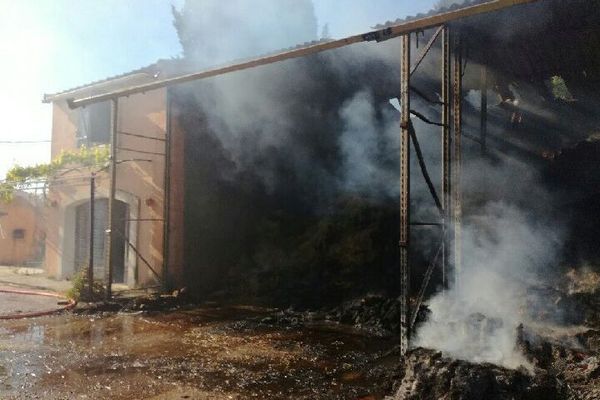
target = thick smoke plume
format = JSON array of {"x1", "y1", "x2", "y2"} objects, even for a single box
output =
[
  {"x1": 171, "y1": 0, "x2": 589, "y2": 369},
  {"x1": 173, "y1": 0, "x2": 318, "y2": 69},
  {"x1": 171, "y1": 0, "x2": 405, "y2": 305},
  {"x1": 414, "y1": 200, "x2": 563, "y2": 370}
]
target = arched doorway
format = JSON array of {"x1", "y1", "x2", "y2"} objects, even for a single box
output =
[{"x1": 73, "y1": 198, "x2": 128, "y2": 283}]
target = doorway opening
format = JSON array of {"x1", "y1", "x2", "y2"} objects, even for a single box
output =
[{"x1": 74, "y1": 198, "x2": 129, "y2": 283}]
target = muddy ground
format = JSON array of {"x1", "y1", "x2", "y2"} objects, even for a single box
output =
[
  {"x1": 2, "y1": 267, "x2": 600, "y2": 399},
  {"x1": 0, "y1": 305, "x2": 400, "y2": 399}
]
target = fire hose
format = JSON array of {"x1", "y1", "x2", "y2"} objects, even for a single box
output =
[{"x1": 0, "y1": 288, "x2": 76, "y2": 319}]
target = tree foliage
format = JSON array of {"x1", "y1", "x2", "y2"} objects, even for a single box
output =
[{"x1": 0, "y1": 145, "x2": 109, "y2": 201}]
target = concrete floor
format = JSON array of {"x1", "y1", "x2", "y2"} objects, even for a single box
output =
[{"x1": 0, "y1": 266, "x2": 71, "y2": 294}]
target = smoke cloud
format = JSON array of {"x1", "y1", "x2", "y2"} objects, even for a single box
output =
[
  {"x1": 339, "y1": 91, "x2": 399, "y2": 198},
  {"x1": 414, "y1": 199, "x2": 563, "y2": 370},
  {"x1": 171, "y1": 0, "x2": 587, "y2": 369},
  {"x1": 173, "y1": 0, "x2": 318, "y2": 69}
]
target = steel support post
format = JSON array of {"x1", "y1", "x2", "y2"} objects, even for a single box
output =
[
  {"x1": 399, "y1": 33, "x2": 411, "y2": 355},
  {"x1": 106, "y1": 98, "x2": 118, "y2": 300},
  {"x1": 441, "y1": 26, "x2": 451, "y2": 290},
  {"x1": 162, "y1": 89, "x2": 172, "y2": 292},
  {"x1": 88, "y1": 173, "x2": 95, "y2": 300},
  {"x1": 452, "y1": 32, "x2": 463, "y2": 288},
  {"x1": 480, "y1": 65, "x2": 488, "y2": 156}
]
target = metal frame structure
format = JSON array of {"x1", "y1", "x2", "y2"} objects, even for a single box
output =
[
  {"x1": 397, "y1": 24, "x2": 464, "y2": 354},
  {"x1": 100, "y1": 96, "x2": 169, "y2": 299},
  {"x1": 105, "y1": 98, "x2": 119, "y2": 298},
  {"x1": 441, "y1": 27, "x2": 452, "y2": 291},
  {"x1": 88, "y1": 172, "x2": 95, "y2": 299},
  {"x1": 399, "y1": 34, "x2": 411, "y2": 354},
  {"x1": 62, "y1": 0, "x2": 538, "y2": 350},
  {"x1": 452, "y1": 32, "x2": 464, "y2": 292}
]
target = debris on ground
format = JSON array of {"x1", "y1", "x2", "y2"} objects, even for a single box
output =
[{"x1": 387, "y1": 348, "x2": 567, "y2": 400}]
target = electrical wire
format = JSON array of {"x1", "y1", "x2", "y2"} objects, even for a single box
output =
[{"x1": 0, "y1": 140, "x2": 51, "y2": 144}]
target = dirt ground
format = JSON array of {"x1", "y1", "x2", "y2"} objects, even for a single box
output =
[
  {"x1": 0, "y1": 307, "x2": 397, "y2": 399},
  {"x1": 0, "y1": 266, "x2": 71, "y2": 294},
  {"x1": 0, "y1": 268, "x2": 397, "y2": 399},
  {"x1": 0, "y1": 289, "x2": 67, "y2": 316}
]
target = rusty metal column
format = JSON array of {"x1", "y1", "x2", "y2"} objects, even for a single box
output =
[
  {"x1": 162, "y1": 89, "x2": 172, "y2": 292},
  {"x1": 106, "y1": 97, "x2": 118, "y2": 300},
  {"x1": 480, "y1": 65, "x2": 488, "y2": 156},
  {"x1": 399, "y1": 33, "x2": 411, "y2": 355},
  {"x1": 452, "y1": 32, "x2": 463, "y2": 288},
  {"x1": 88, "y1": 173, "x2": 95, "y2": 300},
  {"x1": 441, "y1": 26, "x2": 451, "y2": 290}
]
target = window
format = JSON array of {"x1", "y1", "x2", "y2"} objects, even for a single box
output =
[
  {"x1": 12, "y1": 229, "x2": 25, "y2": 239},
  {"x1": 77, "y1": 101, "x2": 110, "y2": 147}
]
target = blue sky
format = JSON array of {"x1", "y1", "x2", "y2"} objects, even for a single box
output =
[{"x1": 0, "y1": 0, "x2": 438, "y2": 176}]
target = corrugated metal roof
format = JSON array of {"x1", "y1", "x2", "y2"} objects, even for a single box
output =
[
  {"x1": 43, "y1": 58, "x2": 184, "y2": 102},
  {"x1": 373, "y1": 0, "x2": 494, "y2": 29},
  {"x1": 43, "y1": 38, "x2": 335, "y2": 102},
  {"x1": 46, "y1": 0, "x2": 527, "y2": 105}
]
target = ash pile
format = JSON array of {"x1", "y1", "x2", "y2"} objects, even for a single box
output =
[
  {"x1": 389, "y1": 348, "x2": 566, "y2": 400},
  {"x1": 388, "y1": 326, "x2": 600, "y2": 400},
  {"x1": 385, "y1": 269, "x2": 600, "y2": 400}
]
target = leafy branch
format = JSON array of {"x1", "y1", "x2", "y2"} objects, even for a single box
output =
[{"x1": 0, "y1": 145, "x2": 110, "y2": 201}]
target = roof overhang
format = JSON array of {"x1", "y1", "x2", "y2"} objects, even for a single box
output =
[
  {"x1": 43, "y1": 72, "x2": 157, "y2": 104},
  {"x1": 67, "y1": 0, "x2": 540, "y2": 109}
]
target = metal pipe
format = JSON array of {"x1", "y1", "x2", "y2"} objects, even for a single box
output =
[
  {"x1": 441, "y1": 26, "x2": 451, "y2": 290},
  {"x1": 410, "y1": 109, "x2": 446, "y2": 127},
  {"x1": 88, "y1": 173, "x2": 95, "y2": 300},
  {"x1": 116, "y1": 147, "x2": 165, "y2": 157},
  {"x1": 162, "y1": 88, "x2": 173, "y2": 291},
  {"x1": 408, "y1": 121, "x2": 444, "y2": 216},
  {"x1": 399, "y1": 33, "x2": 411, "y2": 356},
  {"x1": 411, "y1": 237, "x2": 444, "y2": 330},
  {"x1": 118, "y1": 131, "x2": 166, "y2": 142},
  {"x1": 112, "y1": 228, "x2": 163, "y2": 283},
  {"x1": 106, "y1": 98, "x2": 118, "y2": 299},
  {"x1": 125, "y1": 234, "x2": 162, "y2": 283},
  {"x1": 452, "y1": 32, "x2": 463, "y2": 288},
  {"x1": 410, "y1": 25, "x2": 444, "y2": 77},
  {"x1": 65, "y1": 0, "x2": 540, "y2": 108}
]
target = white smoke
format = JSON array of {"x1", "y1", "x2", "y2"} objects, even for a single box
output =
[
  {"x1": 339, "y1": 90, "x2": 399, "y2": 197},
  {"x1": 414, "y1": 197, "x2": 563, "y2": 370},
  {"x1": 174, "y1": 0, "x2": 318, "y2": 69},
  {"x1": 173, "y1": 1, "x2": 569, "y2": 371}
]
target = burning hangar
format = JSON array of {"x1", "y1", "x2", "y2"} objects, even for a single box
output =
[{"x1": 42, "y1": 0, "x2": 600, "y2": 357}]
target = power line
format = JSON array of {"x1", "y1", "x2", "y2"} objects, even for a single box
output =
[
  {"x1": 0, "y1": 140, "x2": 51, "y2": 144},
  {"x1": 0, "y1": 174, "x2": 105, "y2": 186}
]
